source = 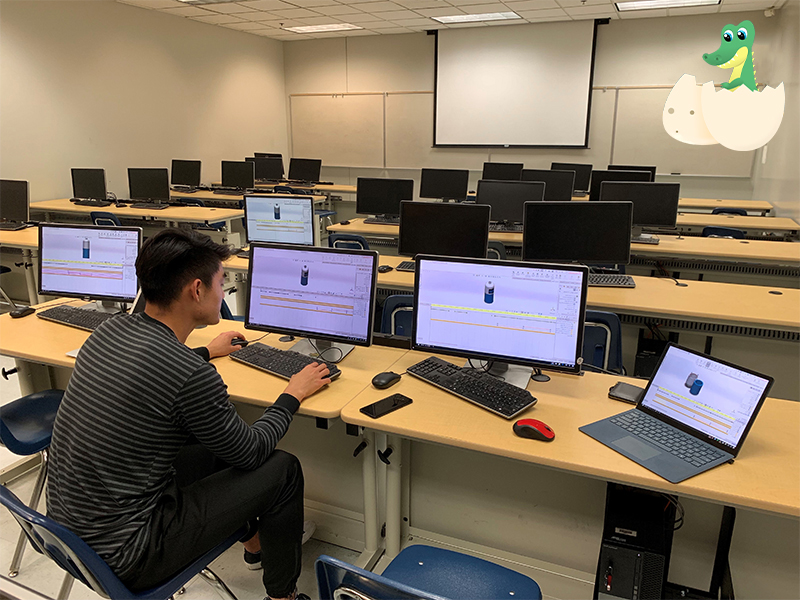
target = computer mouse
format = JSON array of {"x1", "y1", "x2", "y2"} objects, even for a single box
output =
[
  {"x1": 9, "y1": 306, "x2": 35, "y2": 318},
  {"x1": 513, "y1": 419, "x2": 555, "y2": 442},
  {"x1": 378, "y1": 265, "x2": 394, "y2": 273},
  {"x1": 230, "y1": 337, "x2": 249, "y2": 348},
  {"x1": 339, "y1": 220, "x2": 351, "y2": 225},
  {"x1": 372, "y1": 371, "x2": 401, "y2": 390}
]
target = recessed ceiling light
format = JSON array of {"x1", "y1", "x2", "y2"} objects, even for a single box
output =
[
  {"x1": 432, "y1": 12, "x2": 522, "y2": 23},
  {"x1": 615, "y1": 0, "x2": 720, "y2": 11},
  {"x1": 283, "y1": 23, "x2": 363, "y2": 33}
]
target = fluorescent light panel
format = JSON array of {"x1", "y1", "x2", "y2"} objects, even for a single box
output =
[
  {"x1": 283, "y1": 23, "x2": 363, "y2": 32},
  {"x1": 433, "y1": 12, "x2": 521, "y2": 23},
  {"x1": 615, "y1": 0, "x2": 720, "y2": 10}
]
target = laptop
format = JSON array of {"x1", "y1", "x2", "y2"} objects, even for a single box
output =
[{"x1": 580, "y1": 343, "x2": 773, "y2": 483}]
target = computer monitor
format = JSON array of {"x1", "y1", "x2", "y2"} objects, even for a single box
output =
[
  {"x1": 254, "y1": 152, "x2": 283, "y2": 159},
  {"x1": 245, "y1": 243, "x2": 378, "y2": 360},
  {"x1": 128, "y1": 168, "x2": 170, "y2": 203},
  {"x1": 221, "y1": 161, "x2": 255, "y2": 190},
  {"x1": 246, "y1": 157, "x2": 284, "y2": 181},
  {"x1": 599, "y1": 182, "x2": 680, "y2": 243},
  {"x1": 482, "y1": 162, "x2": 523, "y2": 181},
  {"x1": 551, "y1": 162, "x2": 592, "y2": 194},
  {"x1": 419, "y1": 169, "x2": 470, "y2": 201},
  {"x1": 399, "y1": 201, "x2": 490, "y2": 259},
  {"x1": 522, "y1": 201, "x2": 632, "y2": 265},
  {"x1": 71, "y1": 169, "x2": 107, "y2": 200},
  {"x1": 588, "y1": 169, "x2": 651, "y2": 201},
  {"x1": 171, "y1": 160, "x2": 201, "y2": 187},
  {"x1": 288, "y1": 158, "x2": 322, "y2": 183},
  {"x1": 412, "y1": 255, "x2": 588, "y2": 380},
  {"x1": 356, "y1": 178, "x2": 414, "y2": 217},
  {"x1": 39, "y1": 223, "x2": 141, "y2": 304},
  {"x1": 475, "y1": 180, "x2": 545, "y2": 222},
  {"x1": 521, "y1": 169, "x2": 575, "y2": 201},
  {"x1": 244, "y1": 195, "x2": 316, "y2": 246},
  {"x1": 608, "y1": 164, "x2": 657, "y2": 182},
  {"x1": 0, "y1": 179, "x2": 29, "y2": 223}
]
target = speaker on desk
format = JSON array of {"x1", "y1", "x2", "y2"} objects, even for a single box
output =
[{"x1": 594, "y1": 484, "x2": 676, "y2": 600}]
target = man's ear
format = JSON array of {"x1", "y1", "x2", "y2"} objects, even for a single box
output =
[{"x1": 189, "y1": 278, "x2": 203, "y2": 301}]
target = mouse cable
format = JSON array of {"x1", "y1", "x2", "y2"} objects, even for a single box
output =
[
  {"x1": 582, "y1": 364, "x2": 623, "y2": 376},
  {"x1": 247, "y1": 333, "x2": 269, "y2": 343},
  {"x1": 307, "y1": 338, "x2": 345, "y2": 364}
]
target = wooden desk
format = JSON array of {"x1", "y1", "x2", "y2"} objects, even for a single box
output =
[
  {"x1": 676, "y1": 213, "x2": 798, "y2": 239},
  {"x1": 678, "y1": 198, "x2": 773, "y2": 216},
  {"x1": 0, "y1": 226, "x2": 40, "y2": 303},
  {"x1": 214, "y1": 182, "x2": 358, "y2": 196},
  {"x1": 170, "y1": 190, "x2": 327, "y2": 204}
]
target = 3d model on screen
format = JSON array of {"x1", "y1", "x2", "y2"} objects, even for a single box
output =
[
  {"x1": 685, "y1": 373, "x2": 699, "y2": 388},
  {"x1": 301, "y1": 265, "x2": 309, "y2": 286},
  {"x1": 703, "y1": 20, "x2": 757, "y2": 91},
  {"x1": 82, "y1": 239, "x2": 90, "y2": 259},
  {"x1": 690, "y1": 379, "x2": 704, "y2": 396},
  {"x1": 484, "y1": 281, "x2": 494, "y2": 304},
  {"x1": 274, "y1": 203, "x2": 281, "y2": 220}
]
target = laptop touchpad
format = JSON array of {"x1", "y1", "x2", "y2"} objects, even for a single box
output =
[{"x1": 612, "y1": 436, "x2": 660, "y2": 461}]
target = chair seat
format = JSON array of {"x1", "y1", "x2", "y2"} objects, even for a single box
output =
[
  {"x1": 0, "y1": 390, "x2": 64, "y2": 455},
  {"x1": 315, "y1": 210, "x2": 336, "y2": 218},
  {"x1": 382, "y1": 545, "x2": 542, "y2": 600},
  {"x1": 0, "y1": 265, "x2": 11, "y2": 274}
]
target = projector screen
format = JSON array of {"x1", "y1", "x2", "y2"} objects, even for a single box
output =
[{"x1": 434, "y1": 21, "x2": 598, "y2": 147}]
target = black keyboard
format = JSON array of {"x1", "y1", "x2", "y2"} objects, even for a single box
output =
[
  {"x1": 130, "y1": 203, "x2": 169, "y2": 210},
  {"x1": 0, "y1": 222, "x2": 27, "y2": 231},
  {"x1": 631, "y1": 235, "x2": 660, "y2": 245},
  {"x1": 610, "y1": 410, "x2": 726, "y2": 467},
  {"x1": 407, "y1": 356, "x2": 537, "y2": 419},
  {"x1": 213, "y1": 189, "x2": 242, "y2": 195},
  {"x1": 364, "y1": 216, "x2": 400, "y2": 225},
  {"x1": 71, "y1": 199, "x2": 112, "y2": 207},
  {"x1": 396, "y1": 261, "x2": 416, "y2": 273},
  {"x1": 171, "y1": 186, "x2": 197, "y2": 193},
  {"x1": 37, "y1": 305, "x2": 117, "y2": 332},
  {"x1": 588, "y1": 274, "x2": 636, "y2": 288},
  {"x1": 230, "y1": 343, "x2": 342, "y2": 381},
  {"x1": 488, "y1": 223, "x2": 523, "y2": 232}
]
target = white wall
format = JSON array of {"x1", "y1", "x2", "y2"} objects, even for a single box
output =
[{"x1": 0, "y1": 0, "x2": 289, "y2": 201}]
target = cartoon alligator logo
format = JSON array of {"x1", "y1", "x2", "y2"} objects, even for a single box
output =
[{"x1": 702, "y1": 20, "x2": 757, "y2": 91}]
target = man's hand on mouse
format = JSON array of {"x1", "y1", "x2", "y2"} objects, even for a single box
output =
[
  {"x1": 206, "y1": 330, "x2": 247, "y2": 359},
  {"x1": 284, "y1": 362, "x2": 332, "y2": 402}
]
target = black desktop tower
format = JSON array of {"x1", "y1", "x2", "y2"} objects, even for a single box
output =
[{"x1": 594, "y1": 483, "x2": 676, "y2": 600}]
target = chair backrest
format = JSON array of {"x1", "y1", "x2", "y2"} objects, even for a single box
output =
[
  {"x1": 711, "y1": 207, "x2": 748, "y2": 216},
  {"x1": 89, "y1": 212, "x2": 121, "y2": 227},
  {"x1": 220, "y1": 298, "x2": 235, "y2": 320},
  {"x1": 487, "y1": 241, "x2": 506, "y2": 260},
  {"x1": 328, "y1": 234, "x2": 369, "y2": 250},
  {"x1": 380, "y1": 295, "x2": 414, "y2": 337},
  {"x1": 316, "y1": 554, "x2": 444, "y2": 600},
  {"x1": 583, "y1": 310, "x2": 623, "y2": 373},
  {"x1": 702, "y1": 226, "x2": 745, "y2": 239}
]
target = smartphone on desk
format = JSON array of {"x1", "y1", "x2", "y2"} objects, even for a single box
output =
[
  {"x1": 608, "y1": 381, "x2": 644, "y2": 405},
  {"x1": 360, "y1": 393, "x2": 413, "y2": 419}
]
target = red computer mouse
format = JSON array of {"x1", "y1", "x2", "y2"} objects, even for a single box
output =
[{"x1": 513, "y1": 419, "x2": 555, "y2": 442}]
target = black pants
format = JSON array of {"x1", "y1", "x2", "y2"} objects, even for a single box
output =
[{"x1": 122, "y1": 443, "x2": 304, "y2": 598}]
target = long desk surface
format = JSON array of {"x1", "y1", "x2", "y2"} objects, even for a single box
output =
[
  {"x1": 340, "y1": 350, "x2": 800, "y2": 518},
  {"x1": 0, "y1": 226, "x2": 38, "y2": 250},
  {"x1": 678, "y1": 197, "x2": 773, "y2": 214},
  {"x1": 31, "y1": 198, "x2": 243, "y2": 223},
  {"x1": 676, "y1": 213, "x2": 798, "y2": 233},
  {"x1": 213, "y1": 182, "x2": 358, "y2": 195},
  {"x1": 171, "y1": 189, "x2": 327, "y2": 203}
]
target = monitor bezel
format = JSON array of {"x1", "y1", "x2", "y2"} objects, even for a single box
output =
[
  {"x1": 246, "y1": 157, "x2": 284, "y2": 181},
  {"x1": 356, "y1": 177, "x2": 415, "y2": 216},
  {"x1": 288, "y1": 158, "x2": 322, "y2": 182},
  {"x1": 171, "y1": 160, "x2": 202, "y2": 187},
  {"x1": 71, "y1": 168, "x2": 107, "y2": 201},
  {"x1": 128, "y1": 168, "x2": 170, "y2": 202},
  {"x1": 599, "y1": 181, "x2": 680, "y2": 228},
  {"x1": 244, "y1": 242, "x2": 379, "y2": 348},
  {"x1": 521, "y1": 169, "x2": 576, "y2": 201},
  {"x1": 481, "y1": 162, "x2": 524, "y2": 181},
  {"x1": 411, "y1": 254, "x2": 589, "y2": 375},
  {"x1": 0, "y1": 179, "x2": 30, "y2": 223},
  {"x1": 476, "y1": 179, "x2": 545, "y2": 222},
  {"x1": 588, "y1": 169, "x2": 652, "y2": 201},
  {"x1": 550, "y1": 162, "x2": 592, "y2": 193},
  {"x1": 221, "y1": 160, "x2": 255, "y2": 189},
  {"x1": 38, "y1": 222, "x2": 142, "y2": 303},
  {"x1": 419, "y1": 168, "x2": 470, "y2": 200},
  {"x1": 243, "y1": 194, "x2": 317, "y2": 246},
  {"x1": 607, "y1": 164, "x2": 657, "y2": 181},
  {"x1": 398, "y1": 200, "x2": 490, "y2": 258}
]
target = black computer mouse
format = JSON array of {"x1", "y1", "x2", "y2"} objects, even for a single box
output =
[
  {"x1": 372, "y1": 371, "x2": 401, "y2": 389},
  {"x1": 339, "y1": 220, "x2": 351, "y2": 225},
  {"x1": 231, "y1": 337, "x2": 249, "y2": 348},
  {"x1": 378, "y1": 265, "x2": 394, "y2": 273},
  {"x1": 9, "y1": 306, "x2": 35, "y2": 318}
]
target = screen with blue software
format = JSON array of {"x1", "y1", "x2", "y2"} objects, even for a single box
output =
[
  {"x1": 414, "y1": 257, "x2": 587, "y2": 370},
  {"x1": 244, "y1": 196, "x2": 314, "y2": 246},
  {"x1": 39, "y1": 224, "x2": 140, "y2": 301},
  {"x1": 641, "y1": 345, "x2": 770, "y2": 449}
]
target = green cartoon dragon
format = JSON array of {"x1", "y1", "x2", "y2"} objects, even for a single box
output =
[{"x1": 703, "y1": 20, "x2": 757, "y2": 91}]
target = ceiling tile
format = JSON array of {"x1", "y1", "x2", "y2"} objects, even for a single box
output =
[
  {"x1": 563, "y1": 4, "x2": 616, "y2": 14},
  {"x1": 459, "y1": 3, "x2": 511, "y2": 13},
  {"x1": 235, "y1": 10, "x2": 284, "y2": 20},
  {"x1": 237, "y1": 0, "x2": 297, "y2": 9},
  {"x1": 363, "y1": 18, "x2": 407, "y2": 25},
  {"x1": 372, "y1": 25, "x2": 413, "y2": 31},
  {"x1": 516, "y1": 7, "x2": 568, "y2": 16},
  {"x1": 393, "y1": 0, "x2": 445, "y2": 8},
  {"x1": 444, "y1": 20, "x2": 489, "y2": 24},
  {"x1": 377, "y1": 9, "x2": 420, "y2": 18},
  {"x1": 269, "y1": 7, "x2": 322, "y2": 16},
  {"x1": 119, "y1": 0, "x2": 187, "y2": 9},
  {"x1": 556, "y1": 0, "x2": 611, "y2": 7},
  {"x1": 504, "y1": 0, "x2": 559, "y2": 10},
  {"x1": 337, "y1": 0, "x2": 386, "y2": 4},
  {"x1": 296, "y1": 15, "x2": 345, "y2": 22},
  {"x1": 342, "y1": 10, "x2": 394, "y2": 19},
  {"x1": 353, "y1": 0, "x2": 408, "y2": 11},
  {"x1": 159, "y1": 6, "x2": 214, "y2": 16},
  {"x1": 191, "y1": 13, "x2": 248, "y2": 22},
  {"x1": 204, "y1": 2, "x2": 260, "y2": 13},
  {"x1": 667, "y1": 4, "x2": 720, "y2": 13},
  {"x1": 718, "y1": 1, "x2": 767, "y2": 10},
  {"x1": 617, "y1": 7, "x2": 667, "y2": 17},
  {"x1": 279, "y1": 0, "x2": 340, "y2": 5},
  {"x1": 446, "y1": 0, "x2": 504, "y2": 6},
  {"x1": 315, "y1": 4, "x2": 366, "y2": 13},
  {"x1": 390, "y1": 16, "x2": 437, "y2": 23},
  {"x1": 417, "y1": 6, "x2": 465, "y2": 15},
  {"x1": 342, "y1": 28, "x2": 382, "y2": 33},
  {"x1": 524, "y1": 13, "x2": 570, "y2": 20},
  {"x1": 222, "y1": 20, "x2": 273, "y2": 28}
]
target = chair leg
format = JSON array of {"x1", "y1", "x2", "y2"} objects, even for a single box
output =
[
  {"x1": 8, "y1": 449, "x2": 49, "y2": 577},
  {"x1": 56, "y1": 573, "x2": 74, "y2": 600},
  {"x1": 0, "y1": 285, "x2": 18, "y2": 310},
  {"x1": 199, "y1": 568, "x2": 239, "y2": 600}
]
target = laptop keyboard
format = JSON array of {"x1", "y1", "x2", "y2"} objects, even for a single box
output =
[{"x1": 610, "y1": 410, "x2": 726, "y2": 467}]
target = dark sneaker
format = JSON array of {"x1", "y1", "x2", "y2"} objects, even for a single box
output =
[{"x1": 244, "y1": 548, "x2": 262, "y2": 571}]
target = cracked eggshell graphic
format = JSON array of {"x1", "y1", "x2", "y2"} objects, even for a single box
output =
[
  {"x1": 663, "y1": 74, "x2": 718, "y2": 146},
  {"x1": 701, "y1": 82, "x2": 785, "y2": 151}
]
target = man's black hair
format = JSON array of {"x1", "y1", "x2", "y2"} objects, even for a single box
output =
[{"x1": 136, "y1": 228, "x2": 232, "y2": 307}]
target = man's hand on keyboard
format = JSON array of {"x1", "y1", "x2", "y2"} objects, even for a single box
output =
[
  {"x1": 206, "y1": 330, "x2": 247, "y2": 359},
  {"x1": 284, "y1": 362, "x2": 332, "y2": 402}
]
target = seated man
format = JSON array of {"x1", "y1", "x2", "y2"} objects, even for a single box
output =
[{"x1": 47, "y1": 228, "x2": 330, "y2": 600}]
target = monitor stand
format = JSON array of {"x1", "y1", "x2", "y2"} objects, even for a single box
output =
[
  {"x1": 462, "y1": 359, "x2": 532, "y2": 390},
  {"x1": 631, "y1": 226, "x2": 660, "y2": 245},
  {"x1": 292, "y1": 338, "x2": 354, "y2": 363},
  {"x1": 80, "y1": 300, "x2": 122, "y2": 314}
]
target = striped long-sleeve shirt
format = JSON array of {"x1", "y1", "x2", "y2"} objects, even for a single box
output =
[{"x1": 46, "y1": 312, "x2": 299, "y2": 579}]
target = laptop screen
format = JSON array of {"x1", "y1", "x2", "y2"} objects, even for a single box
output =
[{"x1": 640, "y1": 345, "x2": 771, "y2": 451}]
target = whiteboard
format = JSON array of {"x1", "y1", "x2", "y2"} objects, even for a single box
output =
[{"x1": 290, "y1": 94, "x2": 384, "y2": 168}]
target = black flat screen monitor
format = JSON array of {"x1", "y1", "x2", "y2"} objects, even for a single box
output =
[
  {"x1": 521, "y1": 169, "x2": 575, "y2": 201},
  {"x1": 71, "y1": 169, "x2": 107, "y2": 200},
  {"x1": 244, "y1": 195, "x2": 316, "y2": 246},
  {"x1": 412, "y1": 254, "x2": 588, "y2": 375},
  {"x1": 551, "y1": 162, "x2": 592, "y2": 194},
  {"x1": 482, "y1": 162, "x2": 523, "y2": 181},
  {"x1": 522, "y1": 201, "x2": 632, "y2": 265},
  {"x1": 589, "y1": 169, "x2": 651, "y2": 201},
  {"x1": 254, "y1": 152, "x2": 283, "y2": 159},
  {"x1": 38, "y1": 223, "x2": 142, "y2": 302},
  {"x1": 247, "y1": 157, "x2": 284, "y2": 181},
  {"x1": 221, "y1": 161, "x2": 255, "y2": 190},
  {"x1": 245, "y1": 243, "x2": 378, "y2": 348},
  {"x1": 476, "y1": 180, "x2": 545, "y2": 222},
  {"x1": 599, "y1": 182, "x2": 680, "y2": 228},
  {"x1": 419, "y1": 169, "x2": 469, "y2": 201},
  {"x1": 608, "y1": 164, "x2": 657, "y2": 181},
  {"x1": 288, "y1": 158, "x2": 322, "y2": 182},
  {"x1": 0, "y1": 180, "x2": 29, "y2": 223},
  {"x1": 171, "y1": 160, "x2": 201, "y2": 187},
  {"x1": 399, "y1": 201, "x2": 490, "y2": 258},
  {"x1": 356, "y1": 178, "x2": 414, "y2": 216},
  {"x1": 128, "y1": 168, "x2": 170, "y2": 202}
]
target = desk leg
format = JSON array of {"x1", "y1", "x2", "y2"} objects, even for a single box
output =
[
  {"x1": 234, "y1": 273, "x2": 247, "y2": 316},
  {"x1": 385, "y1": 434, "x2": 403, "y2": 560},
  {"x1": 14, "y1": 359, "x2": 53, "y2": 396},
  {"x1": 24, "y1": 249, "x2": 40, "y2": 305},
  {"x1": 354, "y1": 430, "x2": 382, "y2": 570}
]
